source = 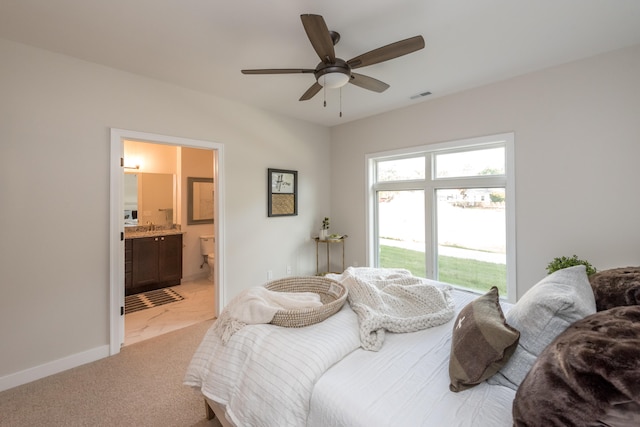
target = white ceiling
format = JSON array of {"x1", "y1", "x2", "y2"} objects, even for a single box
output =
[{"x1": 2, "y1": 0, "x2": 640, "y2": 127}]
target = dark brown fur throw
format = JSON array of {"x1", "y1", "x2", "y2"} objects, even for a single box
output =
[
  {"x1": 589, "y1": 267, "x2": 640, "y2": 311},
  {"x1": 513, "y1": 306, "x2": 640, "y2": 427}
]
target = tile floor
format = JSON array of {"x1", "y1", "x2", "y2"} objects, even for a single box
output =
[{"x1": 125, "y1": 278, "x2": 216, "y2": 346}]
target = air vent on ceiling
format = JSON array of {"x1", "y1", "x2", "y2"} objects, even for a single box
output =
[{"x1": 410, "y1": 91, "x2": 432, "y2": 100}]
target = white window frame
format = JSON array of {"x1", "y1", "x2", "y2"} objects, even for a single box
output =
[{"x1": 365, "y1": 133, "x2": 516, "y2": 302}]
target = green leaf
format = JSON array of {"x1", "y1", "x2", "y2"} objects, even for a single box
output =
[{"x1": 546, "y1": 254, "x2": 596, "y2": 276}]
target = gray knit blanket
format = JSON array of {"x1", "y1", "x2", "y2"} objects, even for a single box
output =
[{"x1": 329, "y1": 267, "x2": 455, "y2": 351}]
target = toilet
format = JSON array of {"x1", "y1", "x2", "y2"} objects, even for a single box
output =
[{"x1": 199, "y1": 235, "x2": 215, "y2": 282}]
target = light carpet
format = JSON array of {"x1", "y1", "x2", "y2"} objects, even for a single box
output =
[{"x1": 0, "y1": 320, "x2": 220, "y2": 427}]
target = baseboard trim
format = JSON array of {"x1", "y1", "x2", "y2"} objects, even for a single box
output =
[
  {"x1": 0, "y1": 345, "x2": 110, "y2": 392},
  {"x1": 181, "y1": 272, "x2": 210, "y2": 282}
]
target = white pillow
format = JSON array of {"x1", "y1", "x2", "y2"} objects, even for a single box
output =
[{"x1": 489, "y1": 265, "x2": 596, "y2": 390}]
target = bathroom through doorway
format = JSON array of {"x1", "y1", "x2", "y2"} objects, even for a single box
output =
[{"x1": 109, "y1": 129, "x2": 225, "y2": 355}]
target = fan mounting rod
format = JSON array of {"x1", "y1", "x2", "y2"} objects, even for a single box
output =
[{"x1": 329, "y1": 31, "x2": 340, "y2": 46}]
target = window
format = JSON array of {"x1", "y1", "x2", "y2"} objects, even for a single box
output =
[
  {"x1": 368, "y1": 134, "x2": 515, "y2": 300},
  {"x1": 377, "y1": 157, "x2": 425, "y2": 181}
]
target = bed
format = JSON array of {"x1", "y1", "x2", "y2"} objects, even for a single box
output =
[
  {"x1": 306, "y1": 289, "x2": 516, "y2": 427},
  {"x1": 184, "y1": 266, "x2": 640, "y2": 427}
]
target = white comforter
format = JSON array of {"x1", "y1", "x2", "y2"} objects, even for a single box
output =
[
  {"x1": 308, "y1": 289, "x2": 516, "y2": 427},
  {"x1": 183, "y1": 303, "x2": 361, "y2": 427}
]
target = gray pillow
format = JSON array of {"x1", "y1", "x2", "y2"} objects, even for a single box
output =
[{"x1": 489, "y1": 265, "x2": 596, "y2": 390}]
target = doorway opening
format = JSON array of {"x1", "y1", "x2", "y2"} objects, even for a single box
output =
[{"x1": 109, "y1": 129, "x2": 225, "y2": 355}]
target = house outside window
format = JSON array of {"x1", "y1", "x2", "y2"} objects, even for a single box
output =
[{"x1": 367, "y1": 133, "x2": 516, "y2": 301}]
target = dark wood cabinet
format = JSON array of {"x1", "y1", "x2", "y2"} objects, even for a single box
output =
[
  {"x1": 158, "y1": 234, "x2": 183, "y2": 284},
  {"x1": 126, "y1": 233, "x2": 183, "y2": 295},
  {"x1": 131, "y1": 237, "x2": 160, "y2": 290},
  {"x1": 124, "y1": 239, "x2": 133, "y2": 293}
]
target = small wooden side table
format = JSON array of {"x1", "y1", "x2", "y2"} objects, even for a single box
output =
[{"x1": 315, "y1": 235, "x2": 347, "y2": 275}]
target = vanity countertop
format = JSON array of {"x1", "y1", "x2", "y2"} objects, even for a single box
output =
[{"x1": 125, "y1": 229, "x2": 185, "y2": 239}]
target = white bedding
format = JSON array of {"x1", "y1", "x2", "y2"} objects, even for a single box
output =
[
  {"x1": 307, "y1": 289, "x2": 516, "y2": 426},
  {"x1": 184, "y1": 303, "x2": 361, "y2": 427},
  {"x1": 185, "y1": 283, "x2": 516, "y2": 426}
]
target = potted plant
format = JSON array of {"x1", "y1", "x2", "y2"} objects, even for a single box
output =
[
  {"x1": 546, "y1": 255, "x2": 596, "y2": 276},
  {"x1": 320, "y1": 217, "x2": 330, "y2": 240}
]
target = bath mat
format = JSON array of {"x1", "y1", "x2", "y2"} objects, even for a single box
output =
[{"x1": 125, "y1": 288, "x2": 185, "y2": 314}]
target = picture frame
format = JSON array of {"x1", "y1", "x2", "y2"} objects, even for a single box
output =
[
  {"x1": 187, "y1": 177, "x2": 214, "y2": 225},
  {"x1": 268, "y1": 168, "x2": 297, "y2": 217}
]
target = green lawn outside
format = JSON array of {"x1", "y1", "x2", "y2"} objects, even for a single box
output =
[{"x1": 379, "y1": 245, "x2": 507, "y2": 295}]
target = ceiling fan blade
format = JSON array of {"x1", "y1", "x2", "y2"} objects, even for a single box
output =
[
  {"x1": 347, "y1": 35, "x2": 425, "y2": 69},
  {"x1": 299, "y1": 82, "x2": 323, "y2": 101},
  {"x1": 300, "y1": 14, "x2": 336, "y2": 63},
  {"x1": 349, "y1": 73, "x2": 390, "y2": 93},
  {"x1": 241, "y1": 68, "x2": 314, "y2": 74}
]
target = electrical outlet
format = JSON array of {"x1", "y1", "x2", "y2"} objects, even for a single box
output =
[
  {"x1": 353, "y1": 261, "x2": 359, "y2": 267},
  {"x1": 286, "y1": 265, "x2": 292, "y2": 275},
  {"x1": 267, "y1": 270, "x2": 273, "y2": 280}
]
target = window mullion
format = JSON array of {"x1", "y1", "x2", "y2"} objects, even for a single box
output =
[
  {"x1": 424, "y1": 181, "x2": 435, "y2": 279},
  {"x1": 425, "y1": 155, "x2": 434, "y2": 278},
  {"x1": 433, "y1": 177, "x2": 506, "y2": 189},
  {"x1": 373, "y1": 180, "x2": 425, "y2": 192}
]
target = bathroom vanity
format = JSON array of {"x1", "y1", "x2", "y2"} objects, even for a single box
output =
[{"x1": 124, "y1": 230, "x2": 184, "y2": 296}]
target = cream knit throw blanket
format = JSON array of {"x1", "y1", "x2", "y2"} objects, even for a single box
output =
[{"x1": 330, "y1": 267, "x2": 455, "y2": 351}]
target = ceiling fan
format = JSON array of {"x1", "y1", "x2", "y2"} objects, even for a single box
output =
[{"x1": 241, "y1": 14, "x2": 425, "y2": 102}]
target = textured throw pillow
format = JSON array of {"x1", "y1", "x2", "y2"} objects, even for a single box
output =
[
  {"x1": 449, "y1": 287, "x2": 520, "y2": 392},
  {"x1": 589, "y1": 266, "x2": 640, "y2": 311},
  {"x1": 513, "y1": 306, "x2": 640, "y2": 426},
  {"x1": 489, "y1": 265, "x2": 596, "y2": 390}
]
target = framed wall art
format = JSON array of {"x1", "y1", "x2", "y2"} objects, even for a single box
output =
[
  {"x1": 268, "y1": 168, "x2": 297, "y2": 217},
  {"x1": 187, "y1": 177, "x2": 214, "y2": 225}
]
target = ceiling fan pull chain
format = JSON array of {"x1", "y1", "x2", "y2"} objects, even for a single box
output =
[
  {"x1": 323, "y1": 85, "x2": 327, "y2": 107},
  {"x1": 339, "y1": 87, "x2": 343, "y2": 117}
]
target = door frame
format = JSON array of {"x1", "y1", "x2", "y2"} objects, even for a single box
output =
[{"x1": 109, "y1": 128, "x2": 225, "y2": 355}]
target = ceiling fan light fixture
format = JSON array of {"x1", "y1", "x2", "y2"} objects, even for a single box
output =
[
  {"x1": 315, "y1": 60, "x2": 351, "y2": 89},
  {"x1": 319, "y1": 71, "x2": 350, "y2": 88}
]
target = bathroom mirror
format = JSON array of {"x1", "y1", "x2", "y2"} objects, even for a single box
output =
[
  {"x1": 124, "y1": 174, "x2": 138, "y2": 225},
  {"x1": 187, "y1": 177, "x2": 214, "y2": 225},
  {"x1": 124, "y1": 172, "x2": 176, "y2": 226}
]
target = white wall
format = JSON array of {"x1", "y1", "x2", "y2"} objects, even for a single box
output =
[
  {"x1": 0, "y1": 38, "x2": 330, "y2": 386},
  {"x1": 330, "y1": 44, "x2": 640, "y2": 299},
  {"x1": 181, "y1": 146, "x2": 215, "y2": 281}
]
